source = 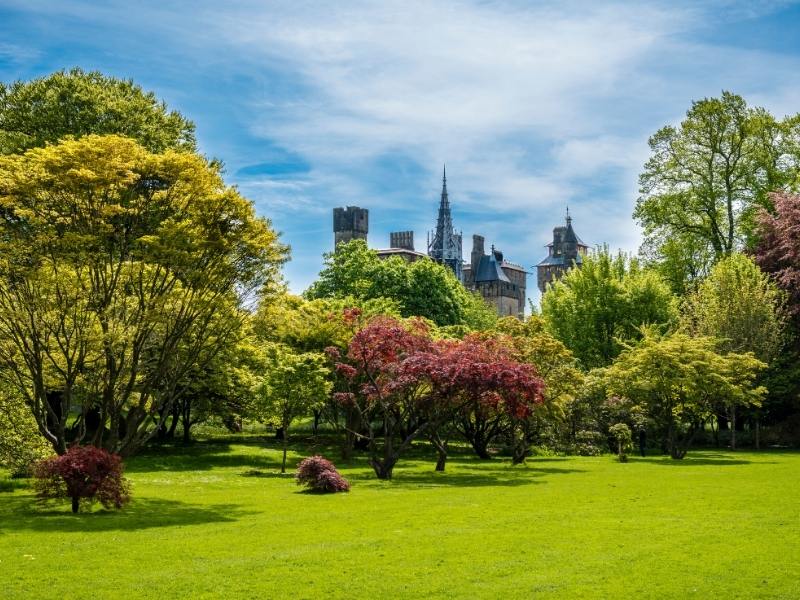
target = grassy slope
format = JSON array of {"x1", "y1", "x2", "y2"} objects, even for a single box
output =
[{"x1": 1, "y1": 439, "x2": 799, "y2": 599}]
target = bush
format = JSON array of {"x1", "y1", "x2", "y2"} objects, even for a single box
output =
[
  {"x1": 571, "y1": 430, "x2": 605, "y2": 456},
  {"x1": 609, "y1": 423, "x2": 633, "y2": 462},
  {"x1": 33, "y1": 445, "x2": 131, "y2": 513},
  {"x1": 295, "y1": 455, "x2": 350, "y2": 493}
]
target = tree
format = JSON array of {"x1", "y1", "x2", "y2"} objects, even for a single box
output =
[
  {"x1": 333, "y1": 318, "x2": 544, "y2": 477},
  {"x1": 256, "y1": 346, "x2": 331, "y2": 473},
  {"x1": 0, "y1": 384, "x2": 52, "y2": 476},
  {"x1": 609, "y1": 423, "x2": 632, "y2": 462},
  {"x1": 682, "y1": 253, "x2": 785, "y2": 448},
  {"x1": 33, "y1": 445, "x2": 131, "y2": 513},
  {"x1": 0, "y1": 68, "x2": 195, "y2": 154},
  {"x1": 755, "y1": 192, "x2": 800, "y2": 320},
  {"x1": 306, "y1": 239, "x2": 496, "y2": 329},
  {"x1": 0, "y1": 135, "x2": 287, "y2": 456},
  {"x1": 331, "y1": 316, "x2": 435, "y2": 479},
  {"x1": 493, "y1": 316, "x2": 584, "y2": 450},
  {"x1": 603, "y1": 331, "x2": 766, "y2": 459},
  {"x1": 635, "y1": 91, "x2": 800, "y2": 289},
  {"x1": 541, "y1": 249, "x2": 677, "y2": 369}
]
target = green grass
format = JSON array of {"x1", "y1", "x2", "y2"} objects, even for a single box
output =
[{"x1": 1, "y1": 438, "x2": 799, "y2": 599}]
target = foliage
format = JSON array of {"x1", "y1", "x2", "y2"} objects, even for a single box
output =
[
  {"x1": 306, "y1": 239, "x2": 496, "y2": 329},
  {"x1": 0, "y1": 68, "x2": 196, "y2": 154},
  {"x1": 682, "y1": 253, "x2": 784, "y2": 362},
  {"x1": 0, "y1": 386, "x2": 52, "y2": 476},
  {"x1": 541, "y1": 248, "x2": 678, "y2": 369},
  {"x1": 492, "y1": 316, "x2": 583, "y2": 452},
  {"x1": 603, "y1": 331, "x2": 766, "y2": 459},
  {"x1": 755, "y1": 192, "x2": 800, "y2": 320},
  {"x1": 33, "y1": 445, "x2": 131, "y2": 513},
  {"x1": 635, "y1": 91, "x2": 800, "y2": 290},
  {"x1": 256, "y1": 345, "x2": 331, "y2": 472},
  {"x1": 333, "y1": 318, "x2": 544, "y2": 476},
  {"x1": 609, "y1": 423, "x2": 632, "y2": 462},
  {"x1": 0, "y1": 135, "x2": 287, "y2": 456},
  {"x1": 254, "y1": 293, "x2": 401, "y2": 353},
  {"x1": 295, "y1": 455, "x2": 350, "y2": 493}
]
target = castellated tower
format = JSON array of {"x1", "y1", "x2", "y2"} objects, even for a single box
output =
[{"x1": 333, "y1": 206, "x2": 369, "y2": 246}]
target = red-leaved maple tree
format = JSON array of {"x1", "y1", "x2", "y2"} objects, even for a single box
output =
[
  {"x1": 755, "y1": 192, "x2": 800, "y2": 318},
  {"x1": 33, "y1": 445, "x2": 131, "y2": 513},
  {"x1": 331, "y1": 317, "x2": 545, "y2": 479}
]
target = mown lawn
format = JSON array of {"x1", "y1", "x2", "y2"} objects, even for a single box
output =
[{"x1": 1, "y1": 438, "x2": 799, "y2": 599}]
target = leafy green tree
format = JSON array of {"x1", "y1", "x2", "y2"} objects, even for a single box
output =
[
  {"x1": 541, "y1": 249, "x2": 677, "y2": 369},
  {"x1": 0, "y1": 135, "x2": 287, "y2": 456},
  {"x1": 256, "y1": 346, "x2": 331, "y2": 473},
  {"x1": 681, "y1": 253, "x2": 785, "y2": 447},
  {"x1": 493, "y1": 316, "x2": 584, "y2": 449},
  {"x1": 635, "y1": 91, "x2": 800, "y2": 290},
  {"x1": 305, "y1": 239, "x2": 496, "y2": 329},
  {"x1": 603, "y1": 331, "x2": 766, "y2": 459},
  {"x1": 0, "y1": 68, "x2": 195, "y2": 154},
  {"x1": 0, "y1": 384, "x2": 52, "y2": 476}
]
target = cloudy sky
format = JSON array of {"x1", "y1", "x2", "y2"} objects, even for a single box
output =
[{"x1": 2, "y1": 1, "x2": 800, "y2": 302}]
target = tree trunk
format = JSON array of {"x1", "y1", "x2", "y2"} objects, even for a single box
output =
[
  {"x1": 755, "y1": 417, "x2": 760, "y2": 450},
  {"x1": 313, "y1": 410, "x2": 321, "y2": 436},
  {"x1": 71, "y1": 496, "x2": 80, "y2": 514},
  {"x1": 430, "y1": 431, "x2": 448, "y2": 472},
  {"x1": 435, "y1": 451, "x2": 447, "y2": 472},
  {"x1": 281, "y1": 427, "x2": 288, "y2": 474},
  {"x1": 730, "y1": 405, "x2": 737, "y2": 451}
]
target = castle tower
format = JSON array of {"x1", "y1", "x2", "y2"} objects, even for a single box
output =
[
  {"x1": 536, "y1": 208, "x2": 588, "y2": 294},
  {"x1": 333, "y1": 206, "x2": 369, "y2": 247},
  {"x1": 427, "y1": 165, "x2": 463, "y2": 281}
]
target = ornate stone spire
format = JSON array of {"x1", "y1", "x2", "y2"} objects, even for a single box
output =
[{"x1": 428, "y1": 164, "x2": 463, "y2": 281}]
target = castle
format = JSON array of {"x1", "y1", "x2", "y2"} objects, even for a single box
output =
[{"x1": 333, "y1": 167, "x2": 586, "y2": 318}]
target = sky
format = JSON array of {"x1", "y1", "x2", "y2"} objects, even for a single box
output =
[{"x1": 2, "y1": 0, "x2": 800, "y2": 303}]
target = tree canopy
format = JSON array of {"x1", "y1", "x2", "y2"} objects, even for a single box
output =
[
  {"x1": 682, "y1": 253, "x2": 784, "y2": 362},
  {"x1": 0, "y1": 134, "x2": 287, "y2": 455},
  {"x1": 541, "y1": 249, "x2": 677, "y2": 369},
  {"x1": 603, "y1": 331, "x2": 766, "y2": 459},
  {"x1": 0, "y1": 68, "x2": 196, "y2": 154},
  {"x1": 305, "y1": 239, "x2": 496, "y2": 329},
  {"x1": 635, "y1": 91, "x2": 800, "y2": 290}
]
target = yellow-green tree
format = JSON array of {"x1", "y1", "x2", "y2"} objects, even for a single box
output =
[
  {"x1": 256, "y1": 345, "x2": 331, "y2": 473},
  {"x1": 603, "y1": 331, "x2": 766, "y2": 459},
  {"x1": 0, "y1": 135, "x2": 287, "y2": 455},
  {"x1": 681, "y1": 253, "x2": 785, "y2": 447},
  {"x1": 542, "y1": 249, "x2": 678, "y2": 369}
]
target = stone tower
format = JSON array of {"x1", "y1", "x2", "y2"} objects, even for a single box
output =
[
  {"x1": 536, "y1": 209, "x2": 588, "y2": 294},
  {"x1": 463, "y1": 235, "x2": 527, "y2": 318},
  {"x1": 427, "y1": 166, "x2": 463, "y2": 281},
  {"x1": 333, "y1": 206, "x2": 369, "y2": 247}
]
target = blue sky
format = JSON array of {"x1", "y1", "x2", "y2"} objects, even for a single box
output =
[{"x1": 2, "y1": 1, "x2": 800, "y2": 302}]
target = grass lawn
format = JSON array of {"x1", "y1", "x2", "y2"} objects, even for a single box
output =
[{"x1": 1, "y1": 437, "x2": 799, "y2": 599}]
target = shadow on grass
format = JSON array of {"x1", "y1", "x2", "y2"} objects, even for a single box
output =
[
  {"x1": 344, "y1": 461, "x2": 587, "y2": 488},
  {"x1": 0, "y1": 497, "x2": 253, "y2": 533},
  {"x1": 636, "y1": 452, "x2": 773, "y2": 466}
]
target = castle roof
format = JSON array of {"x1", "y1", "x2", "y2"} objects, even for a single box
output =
[
  {"x1": 475, "y1": 250, "x2": 511, "y2": 283},
  {"x1": 536, "y1": 253, "x2": 583, "y2": 267}
]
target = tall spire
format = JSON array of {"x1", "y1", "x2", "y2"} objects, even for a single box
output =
[
  {"x1": 428, "y1": 164, "x2": 462, "y2": 281},
  {"x1": 441, "y1": 164, "x2": 448, "y2": 206},
  {"x1": 566, "y1": 205, "x2": 571, "y2": 225}
]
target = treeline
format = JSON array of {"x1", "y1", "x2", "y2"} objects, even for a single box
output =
[{"x1": 1, "y1": 70, "x2": 799, "y2": 479}]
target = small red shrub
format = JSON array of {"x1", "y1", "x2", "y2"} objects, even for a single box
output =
[
  {"x1": 33, "y1": 445, "x2": 131, "y2": 513},
  {"x1": 295, "y1": 455, "x2": 350, "y2": 493}
]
